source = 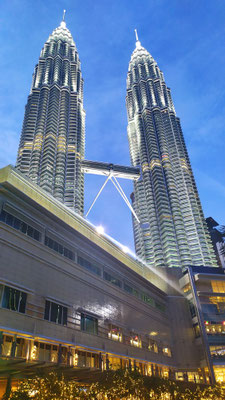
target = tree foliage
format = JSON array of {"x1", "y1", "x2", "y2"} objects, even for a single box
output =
[{"x1": 6, "y1": 370, "x2": 225, "y2": 400}]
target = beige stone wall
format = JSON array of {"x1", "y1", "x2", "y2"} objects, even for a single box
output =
[{"x1": 0, "y1": 171, "x2": 202, "y2": 372}]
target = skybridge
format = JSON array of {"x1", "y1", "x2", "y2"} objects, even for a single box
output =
[
  {"x1": 81, "y1": 160, "x2": 140, "y2": 180},
  {"x1": 81, "y1": 160, "x2": 141, "y2": 222}
]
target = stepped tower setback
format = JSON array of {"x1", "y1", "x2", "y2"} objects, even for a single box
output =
[
  {"x1": 17, "y1": 16, "x2": 85, "y2": 214},
  {"x1": 126, "y1": 34, "x2": 217, "y2": 268}
]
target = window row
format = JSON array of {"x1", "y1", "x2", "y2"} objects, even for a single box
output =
[
  {"x1": 0, "y1": 209, "x2": 41, "y2": 241},
  {"x1": 0, "y1": 285, "x2": 171, "y2": 356},
  {"x1": 0, "y1": 207, "x2": 165, "y2": 312},
  {"x1": 45, "y1": 236, "x2": 74, "y2": 260}
]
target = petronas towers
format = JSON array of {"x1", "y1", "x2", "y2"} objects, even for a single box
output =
[
  {"x1": 16, "y1": 18, "x2": 217, "y2": 269},
  {"x1": 16, "y1": 18, "x2": 85, "y2": 214},
  {"x1": 126, "y1": 36, "x2": 217, "y2": 268}
]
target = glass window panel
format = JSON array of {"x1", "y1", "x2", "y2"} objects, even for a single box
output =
[
  {"x1": 2, "y1": 286, "x2": 10, "y2": 309},
  {"x1": 53, "y1": 240, "x2": 59, "y2": 252},
  {"x1": 21, "y1": 222, "x2": 27, "y2": 234},
  {"x1": 48, "y1": 238, "x2": 54, "y2": 249},
  {"x1": 124, "y1": 283, "x2": 139, "y2": 298},
  {"x1": 0, "y1": 210, "x2": 40, "y2": 241},
  {"x1": 68, "y1": 250, "x2": 74, "y2": 260},
  {"x1": 81, "y1": 314, "x2": 85, "y2": 331},
  {"x1": 6, "y1": 213, "x2": 14, "y2": 226},
  {"x1": 50, "y1": 302, "x2": 61, "y2": 323},
  {"x1": 19, "y1": 292, "x2": 27, "y2": 313},
  {"x1": 58, "y1": 244, "x2": 63, "y2": 255},
  {"x1": 81, "y1": 314, "x2": 98, "y2": 335},
  {"x1": 44, "y1": 300, "x2": 67, "y2": 326},
  {"x1": 11, "y1": 287, "x2": 19, "y2": 311},
  {"x1": 103, "y1": 271, "x2": 121, "y2": 288},
  {"x1": 13, "y1": 217, "x2": 21, "y2": 230},
  {"x1": 27, "y1": 226, "x2": 34, "y2": 238},
  {"x1": 33, "y1": 230, "x2": 40, "y2": 241},
  {"x1": 63, "y1": 307, "x2": 67, "y2": 325},
  {"x1": 64, "y1": 248, "x2": 74, "y2": 260},
  {"x1": 77, "y1": 256, "x2": 101, "y2": 276},
  {"x1": 44, "y1": 300, "x2": 50, "y2": 320},
  {"x1": 0, "y1": 209, "x2": 7, "y2": 222},
  {"x1": 2, "y1": 286, "x2": 26, "y2": 313}
]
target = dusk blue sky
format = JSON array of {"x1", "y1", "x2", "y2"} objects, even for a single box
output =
[{"x1": 0, "y1": 0, "x2": 225, "y2": 251}]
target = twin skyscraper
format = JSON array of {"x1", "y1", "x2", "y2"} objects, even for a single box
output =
[{"x1": 16, "y1": 17, "x2": 217, "y2": 269}]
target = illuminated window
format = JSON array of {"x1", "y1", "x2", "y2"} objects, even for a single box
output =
[
  {"x1": 208, "y1": 296, "x2": 225, "y2": 314},
  {"x1": 31, "y1": 341, "x2": 59, "y2": 362},
  {"x1": 211, "y1": 281, "x2": 225, "y2": 293},
  {"x1": 2, "y1": 335, "x2": 13, "y2": 356},
  {"x1": 183, "y1": 283, "x2": 191, "y2": 293},
  {"x1": 108, "y1": 325, "x2": 122, "y2": 342},
  {"x1": 214, "y1": 367, "x2": 225, "y2": 383},
  {"x1": 130, "y1": 334, "x2": 142, "y2": 348},
  {"x1": 204, "y1": 322, "x2": 225, "y2": 335},
  {"x1": 210, "y1": 345, "x2": 225, "y2": 359},
  {"x1": 163, "y1": 347, "x2": 172, "y2": 357},
  {"x1": 149, "y1": 341, "x2": 158, "y2": 353}
]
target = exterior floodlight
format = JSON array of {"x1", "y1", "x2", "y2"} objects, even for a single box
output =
[
  {"x1": 96, "y1": 225, "x2": 104, "y2": 235},
  {"x1": 121, "y1": 245, "x2": 129, "y2": 254}
]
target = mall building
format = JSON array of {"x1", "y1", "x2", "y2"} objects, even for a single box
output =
[
  {"x1": 180, "y1": 266, "x2": 225, "y2": 384},
  {"x1": 0, "y1": 165, "x2": 225, "y2": 397}
]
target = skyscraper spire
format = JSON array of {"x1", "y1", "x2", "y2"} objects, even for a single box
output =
[
  {"x1": 134, "y1": 28, "x2": 139, "y2": 41},
  {"x1": 60, "y1": 10, "x2": 66, "y2": 28},
  {"x1": 126, "y1": 37, "x2": 217, "y2": 268},
  {"x1": 134, "y1": 28, "x2": 141, "y2": 48},
  {"x1": 16, "y1": 20, "x2": 85, "y2": 214}
]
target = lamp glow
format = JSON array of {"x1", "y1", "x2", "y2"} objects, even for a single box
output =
[
  {"x1": 150, "y1": 331, "x2": 158, "y2": 336},
  {"x1": 96, "y1": 225, "x2": 104, "y2": 235},
  {"x1": 121, "y1": 245, "x2": 129, "y2": 253}
]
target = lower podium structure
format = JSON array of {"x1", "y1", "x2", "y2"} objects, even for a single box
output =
[
  {"x1": 0, "y1": 165, "x2": 223, "y2": 396},
  {"x1": 180, "y1": 266, "x2": 225, "y2": 384}
]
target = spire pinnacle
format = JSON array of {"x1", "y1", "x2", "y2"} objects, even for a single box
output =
[
  {"x1": 134, "y1": 28, "x2": 141, "y2": 48},
  {"x1": 60, "y1": 10, "x2": 66, "y2": 28},
  {"x1": 134, "y1": 28, "x2": 139, "y2": 42}
]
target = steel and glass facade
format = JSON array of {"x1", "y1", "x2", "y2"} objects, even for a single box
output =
[
  {"x1": 16, "y1": 20, "x2": 85, "y2": 214},
  {"x1": 180, "y1": 266, "x2": 225, "y2": 384},
  {"x1": 126, "y1": 39, "x2": 217, "y2": 269}
]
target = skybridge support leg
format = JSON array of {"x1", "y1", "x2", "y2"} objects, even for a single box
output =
[
  {"x1": 85, "y1": 172, "x2": 140, "y2": 224},
  {"x1": 85, "y1": 174, "x2": 111, "y2": 218},
  {"x1": 110, "y1": 176, "x2": 140, "y2": 223}
]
